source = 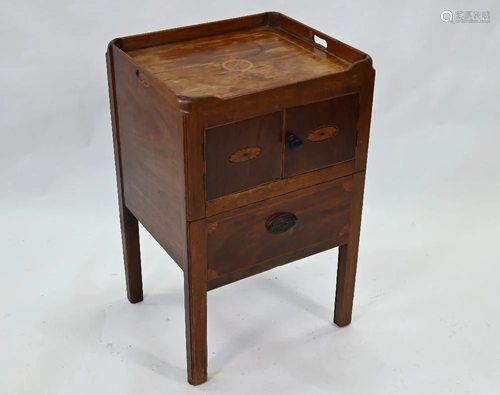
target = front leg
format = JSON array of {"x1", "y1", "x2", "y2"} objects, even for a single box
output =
[
  {"x1": 334, "y1": 171, "x2": 366, "y2": 327},
  {"x1": 184, "y1": 221, "x2": 208, "y2": 385}
]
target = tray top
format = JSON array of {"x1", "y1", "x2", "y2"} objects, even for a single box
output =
[{"x1": 128, "y1": 27, "x2": 350, "y2": 100}]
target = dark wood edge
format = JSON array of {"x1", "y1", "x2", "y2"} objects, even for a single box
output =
[
  {"x1": 348, "y1": 172, "x2": 366, "y2": 252},
  {"x1": 334, "y1": 171, "x2": 366, "y2": 326},
  {"x1": 207, "y1": 173, "x2": 354, "y2": 223},
  {"x1": 109, "y1": 12, "x2": 369, "y2": 64},
  {"x1": 281, "y1": 109, "x2": 286, "y2": 178},
  {"x1": 183, "y1": 108, "x2": 206, "y2": 221},
  {"x1": 355, "y1": 67, "x2": 376, "y2": 172},
  {"x1": 196, "y1": 66, "x2": 368, "y2": 126},
  {"x1": 207, "y1": 236, "x2": 347, "y2": 291},
  {"x1": 105, "y1": 47, "x2": 125, "y2": 210},
  {"x1": 114, "y1": 13, "x2": 268, "y2": 52},
  {"x1": 203, "y1": 109, "x2": 285, "y2": 131},
  {"x1": 277, "y1": 14, "x2": 369, "y2": 64},
  {"x1": 205, "y1": 160, "x2": 357, "y2": 218},
  {"x1": 185, "y1": 220, "x2": 208, "y2": 384},
  {"x1": 203, "y1": 90, "x2": 358, "y2": 130}
]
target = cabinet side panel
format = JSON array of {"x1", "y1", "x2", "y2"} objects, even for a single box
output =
[
  {"x1": 112, "y1": 46, "x2": 187, "y2": 268},
  {"x1": 355, "y1": 63, "x2": 375, "y2": 172}
]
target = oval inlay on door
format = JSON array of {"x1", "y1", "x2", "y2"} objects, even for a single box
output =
[
  {"x1": 229, "y1": 146, "x2": 262, "y2": 163},
  {"x1": 306, "y1": 125, "x2": 338, "y2": 142}
]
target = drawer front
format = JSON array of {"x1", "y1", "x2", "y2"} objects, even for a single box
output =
[
  {"x1": 206, "y1": 175, "x2": 353, "y2": 278},
  {"x1": 284, "y1": 93, "x2": 359, "y2": 177},
  {"x1": 205, "y1": 111, "x2": 283, "y2": 200}
]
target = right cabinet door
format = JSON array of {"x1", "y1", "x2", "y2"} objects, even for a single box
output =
[{"x1": 284, "y1": 93, "x2": 360, "y2": 177}]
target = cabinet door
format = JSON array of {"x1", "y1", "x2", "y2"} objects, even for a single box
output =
[
  {"x1": 205, "y1": 111, "x2": 283, "y2": 200},
  {"x1": 284, "y1": 93, "x2": 359, "y2": 177}
]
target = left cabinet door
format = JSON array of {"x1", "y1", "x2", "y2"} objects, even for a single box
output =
[{"x1": 205, "y1": 111, "x2": 283, "y2": 200}]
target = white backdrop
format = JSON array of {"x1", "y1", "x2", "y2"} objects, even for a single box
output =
[{"x1": 1, "y1": 1, "x2": 500, "y2": 394}]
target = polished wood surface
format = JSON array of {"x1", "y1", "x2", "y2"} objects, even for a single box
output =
[
  {"x1": 284, "y1": 93, "x2": 359, "y2": 177},
  {"x1": 206, "y1": 175, "x2": 352, "y2": 279},
  {"x1": 128, "y1": 27, "x2": 349, "y2": 99},
  {"x1": 205, "y1": 111, "x2": 282, "y2": 200},
  {"x1": 208, "y1": 237, "x2": 342, "y2": 291},
  {"x1": 111, "y1": 45, "x2": 188, "y2": 267},
  {"x1": 334, "y1": 171, "x2": 366, "y2": 327},
  {"x1": 107, "y1": 11, "x2": 375, "y2": 385},
  {"x1": 106, "y1": 51, "x2": 143, "y2": 303},
  {"x1": 205, "y1": 159, "x2": 356, "y2": 217},
  {"x1": 185, "y1": 220, "x2": 208, "y2": 385}
]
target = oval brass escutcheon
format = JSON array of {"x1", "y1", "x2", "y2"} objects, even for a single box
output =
[
  {"x1": 266, "y1": 213, "x2": 298, "y2": 234},
  {"x1": 306, "y1": 125, "x2": 338, "y2": 142},
  {"x1": 229, "y1": 146, "x2": 262, "y2": 163}
]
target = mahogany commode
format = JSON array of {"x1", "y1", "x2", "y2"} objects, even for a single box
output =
[{"x1": 106, "y1": 12, "x2": 375, "y2": 385}]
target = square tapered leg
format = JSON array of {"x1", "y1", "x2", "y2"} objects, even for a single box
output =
[
  {"x1": 119, "y1": 204, "x2": 143, "y2": 304},
  {"x1": 185, "y1": 221, "x2": 208, "y2": 385},
  {"x1": 334, "y1": 172, "x2": 366, "y2": 327}
]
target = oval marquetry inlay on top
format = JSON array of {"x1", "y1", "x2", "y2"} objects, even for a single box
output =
[
  {"x1": 306, "y1": 125, "x2": 338, "y2": 142},
  {"x1": 229, "y1": 146, "x2": 262, "y2": 163}
]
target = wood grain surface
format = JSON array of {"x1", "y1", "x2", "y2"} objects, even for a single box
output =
[
  {"x1": 206, "y1": 175, "x2": 353, "y2": 278},
  {"x1": 128, "y1": 27, "x2": 349, "y2": 99},
  {"x1": 112, "y1": 46, "x2": 188, "y2": 267},
  {"x1": 107, "y1": 11, "x2": 375, "y2": 385},
  {"x1": 184, "y1": 220, "x2": 208, "y2": 384},
  {"x1": 284, "y1": 93, "x2": 359, "y2": 177},
  {"x1": 205, "y1": 111, "x2": 282, "y2": 200},
  {"x1": 106, "y1": 48, "x2": 144, "y2": 303},
  {"x1": 205, "y1": 159, "x2": 356, "y2": 217},
  {"x1": 334, "y1": 171, "x2": 366, "y2": 327}
]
